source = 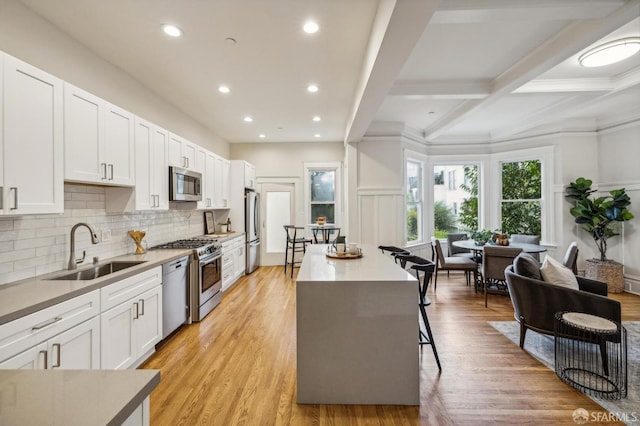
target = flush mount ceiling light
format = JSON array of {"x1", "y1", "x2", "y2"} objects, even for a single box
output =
[
  {"x1": 303, "y1": 21, "x2": 319, "y2": 34},
  {"x1": 307, "y1": 84, "x2": 319, "y2": 93},
  {"x1": 218, "y1": 85, "x2": 230, "y2": 94},
  {"x1": 162, "y1": 24, "x2": 183, "y2": 38},
  {"x1": 579, "y1": 37, "x2": 640, "y2": 67}
]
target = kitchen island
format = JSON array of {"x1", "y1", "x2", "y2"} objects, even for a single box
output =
[{"x1": 296, "y1": 244, "x2": 419, "y2": 405}]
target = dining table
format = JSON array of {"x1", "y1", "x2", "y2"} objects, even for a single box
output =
[
  {"x1": 451, "y1": 239, "x2": 547, "y2": 254},
  {"x1": 308, "y1": 224, "x2": 341, "y2": 244}
]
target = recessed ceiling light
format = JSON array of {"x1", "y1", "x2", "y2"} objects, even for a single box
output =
[
  {"x1": 307, "y1": 84, "x2": 319, "y2": 93},
  {"x1": 243, "y1": 116, "x2": 253, "y2": 123},
  {"x1": 259, "y1": 134, "x2": 266, "y2": 139},
  {"x1": 162, "y1": 24, "x2": 182, "y2": 38},
  {"x1": 303, "y1": 21, "x2": 319, "y2": 34},
  {"x1": 579, "y1": 37, "x2": 640, "y2": 67},
  {"x1": 314, "y1": 134, "x2": 321, "y2": 138},
  {"x1": 218, "y1": 85, "x2": 230, "y2": 94},
  {"x1": 312, "y1": 116, "x2": 321, "y2": 122}
]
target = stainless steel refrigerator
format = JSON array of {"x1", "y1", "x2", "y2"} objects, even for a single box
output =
[{"x1": 245, "y1": 189, "x2": 261, "y2": 274}]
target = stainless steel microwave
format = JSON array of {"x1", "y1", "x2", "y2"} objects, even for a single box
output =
[{"x1": 169, "y1": 166, "x2": 202, "y2": 202}]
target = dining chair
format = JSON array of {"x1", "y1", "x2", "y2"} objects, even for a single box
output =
[
  {"x1": 482, "y1": 245, "x2": 522, "y2": 307},
  {"x1": 510, "y1": 234, "x2": 541, "y2": 262},
  {"x1": 562, "y1": 241, "x2": 579, "y2": 274},
  {"x1": 283, "y1": 225, "x2": 312, "y2": 278},
  {"x1": 446, "y1": 232, "x2": 473, "y2": 281},
  {"x1": 432, "y1": 239, "x2": 478, "y2": 291}
]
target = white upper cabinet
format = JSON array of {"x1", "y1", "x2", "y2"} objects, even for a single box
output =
[
  {"x1": 104, "y1": 103, "x2": 135, "y2": 185},
  {"x1": 195, "y1": 146, "x2": 207, "y2": 209},
  {"x1": 64, "y1": 83, "x2": 134, "y2": 186},
  {"x1": 168, "y1": 133, "x2": 198, "y2": 170},
  {"x1": 244, "y1": 162, "x2": 256, "y2": 190},
  {"x1": 1, "y1": 53, "x2": 64, "y2": 215},
  {"x1": 203, "y1": 151, "x2": 216, "y2": 209},
  {"x1": 134, "y1": 117, "x2": 169, "y2": 210},
  {"x1": 214, "y1": 155, "x2": 231, "y2": 208}
]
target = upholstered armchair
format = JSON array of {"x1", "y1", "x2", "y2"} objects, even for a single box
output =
[{"x1": 504, "y1": 254, "x2": 621, "y2": 348}]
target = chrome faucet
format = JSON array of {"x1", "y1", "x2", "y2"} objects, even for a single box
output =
[{"x1": 68, "y1": 223, "x2": 100, "y2": 270}]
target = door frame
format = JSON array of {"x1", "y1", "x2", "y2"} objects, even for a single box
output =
[{"x1": 257, "y1": 177, "x2": 303, "y2": 266}]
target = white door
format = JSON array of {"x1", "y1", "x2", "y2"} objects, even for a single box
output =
[
  {"x1": 101, "y1": 301, "x2": 136, "y2": 370},
  {"x1": 260, "y1": 182, "x2": 296, "y2": 266},
  {"x1": 105, "y1": 103, "x2": 135, "y2": 185},
  {"x1": 136, "y1": 286, "x2": 162, "y2": 357}
]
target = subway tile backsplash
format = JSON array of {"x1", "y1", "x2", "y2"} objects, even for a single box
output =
[{"x1": 0, "y1": 183, "x2": 204, "y2": 286}]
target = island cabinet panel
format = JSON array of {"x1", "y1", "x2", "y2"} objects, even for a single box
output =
[{"x1": 296, "y1": 244, "x2": 419, "y2": 405}]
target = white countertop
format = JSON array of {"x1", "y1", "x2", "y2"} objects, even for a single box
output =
[
  {"x1": 0, "y1": 369, "x2": 159, "y2": 425},
  {"x1": 296, "y1": 244, "x2": 415, "y2": 283},
  {"x1": 0, "y1": 249, "x2": 191, "y2": 325}
]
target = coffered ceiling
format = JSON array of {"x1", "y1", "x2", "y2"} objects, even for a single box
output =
[{"x1": 19, "y1": 0, "x2": 640, "y2": 145}]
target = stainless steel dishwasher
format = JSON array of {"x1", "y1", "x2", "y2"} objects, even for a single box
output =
[{"x1": 162, "y1": 256, "x2": 189, "y2": 339}]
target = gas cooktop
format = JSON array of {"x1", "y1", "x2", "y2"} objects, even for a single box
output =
[{"x1": 151, "y1": 236, "x2": 221, "y2": 258}]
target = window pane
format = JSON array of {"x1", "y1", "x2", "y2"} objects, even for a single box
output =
[
  {"x1": 310, "y1": 171, "x2": 335, "y2": 202},
  {"x1": 501, "y1": 201, "x2": 541, "y2": 236},
  {"x1": 407, "y1": 203, "x2": 420, "y2": 242},
  {"x1": 406, "y1": 161, "x2": 420, "y2": 202},
  {"x1": 501, "y1": 160, "x2": 541, "y2": 199},
  {"x1": 434, "y1": 164, "x2": 478, "y2": 234},
  {"x1": 311, "y1": 204, "x2": 335, "y2": 223}
]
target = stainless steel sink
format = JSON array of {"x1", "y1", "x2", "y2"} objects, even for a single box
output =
[{"x1": 48, "y1": 261, "x2": 146, "y2": 281}]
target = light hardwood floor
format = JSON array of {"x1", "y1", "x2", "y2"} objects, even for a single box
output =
[{"x1": 141, "y1": 265, "x2": 640, "y2": 425}]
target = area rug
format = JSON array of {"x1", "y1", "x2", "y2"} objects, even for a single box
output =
[{"x1": 489, "y1": 321, "x2": 639, "y2": 424}]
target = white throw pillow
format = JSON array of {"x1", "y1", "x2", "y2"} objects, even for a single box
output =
[{"x1": 540, "y1": 255, "x2": 579, "y2": 290}]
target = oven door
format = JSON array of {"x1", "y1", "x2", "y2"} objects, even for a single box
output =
[{"x1": 199, "y1": 254, "x2": 222, "y2": 301}]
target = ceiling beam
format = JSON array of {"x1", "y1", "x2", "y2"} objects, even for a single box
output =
[
  {"x1": 389, "y1": 79, "x2": 490, "y2": 99},
  {"x1": 344, "y1": 0, "x2": 440, "y2": 144}
]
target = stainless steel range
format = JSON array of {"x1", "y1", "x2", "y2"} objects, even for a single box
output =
[{"x1": 152, "y1": 236, "x2": 222, "y2": 322}]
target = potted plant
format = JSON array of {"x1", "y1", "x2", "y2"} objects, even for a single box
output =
[{"x1": 565, "y1": 177, "x2": 634, "y2": 292}]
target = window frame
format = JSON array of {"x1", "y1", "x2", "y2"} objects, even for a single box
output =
[
  {"x1": 405, "y1": 154, "x2": 425, "y2": 246},
  {"x1": 491, "y1": 146, "x2": 554, "y2": 245},
  {"x1": 303, "y1": 162, "x2": 342, "y2": 226}
]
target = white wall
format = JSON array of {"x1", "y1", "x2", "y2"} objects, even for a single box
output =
[{"x1": 0, "y1": 0, "x2": 229, "y2": 156}]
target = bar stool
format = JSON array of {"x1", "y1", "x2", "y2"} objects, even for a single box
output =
[
  {"x1": 378, "y1": 245, "x2": 410, "y2": 264},
  {"x1": 283, "y1": 225, "x2": 312, "y2": 278},
  {"x1": 410, "y1": 260, "x2": 442, "y2": 371}
]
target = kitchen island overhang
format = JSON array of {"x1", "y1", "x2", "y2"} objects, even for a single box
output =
[{"x1": 296, "y1": 244, "x2": 419, "y2": 405}]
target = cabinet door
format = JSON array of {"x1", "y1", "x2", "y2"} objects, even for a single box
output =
[
  {"x1": 0, "y1": 343, "x2": 45, "y2": 369},
  {"x1": 222, "y1": 159, "x2": 231, "y2": 207},
  {"x1": 105, "y1": 103, "x2": 135, "y2": 186},
  {"x1": 244, "y1": 162, "x2": 256, "y2": 189},
  {"x1": 63, "y1": 83, "x2": 105, "y2": 183},
  {"x1": 195, "y1": 147, "x2": 207, "y2": 209},
  {"x1": 182, "y1": 141, "x2": 197, "y2": 170},
  {"x1": 168, "y1": 133, "x2": 185, "y2": 167},
  {"x1": 49, "y1": 316, "x2": 100, "y2": 370},
  {"x1": 135, "y1": 286, "x2": 162, "y2": 358},
  {"x1": 134, "y1": 118, "x2": 153, "y2": 210},
  {"x1": 101, "y1": 301, "x2": 136, "y2": 370},
  {"x1": 3, "y1": 54, "x2": 64, "y2": 214},
  {"x1": 204, "y1": 152, "x2": 216, "y2": 208},
  {"x1": 151, "y1": 126, "x2": 169, "y2": 209}
]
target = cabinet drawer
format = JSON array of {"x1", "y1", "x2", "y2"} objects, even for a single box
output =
[
  {"x1": 101, "y1": 267, "x2": 162, "y2": 312},
  {"x1": 0, "y1": 290, "x2": 100, "y2": 363}
]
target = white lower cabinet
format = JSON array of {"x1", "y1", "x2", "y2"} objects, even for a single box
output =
[
  {"x1": 0, "y1": 290, "x2": 101, "y2": 370},
  {"x1": 101, "y1": 283, "x2": 162, "y2": 370},
  {"x1": 222, "y1": 235, "x2": 245, "y2": 291}
]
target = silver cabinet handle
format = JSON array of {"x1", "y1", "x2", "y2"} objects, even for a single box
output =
[
  {"x1": 39, "y1": 350, "x2": 48, "y2": 369},
  {"x1": 108, "y1": 164, "x2": 114, "y2": 180},
  {"x1": 9, "y1": 187, "x2": 17, "y2": 210},
  {"x1": 155, "y1": 195, "x2": 160, "y2": 207},
  {"x1": 0, "y1": 186, "x2": 3, "y2": 210},
  {"x1": 52, "y1": 343, "x2": 61, "y2": 368},
  {"x1": 133, "y1": 302, "x2": 139, "y2": 319},
  {"x1": 139, "y1": 298, "x2": 145, "y2": 316},
  {"x1": 32, "y1": 316, "x2": 62, "y2": 331},
  {"x1": 101, "y1": 163, "x2": 107, "y2": 179}
]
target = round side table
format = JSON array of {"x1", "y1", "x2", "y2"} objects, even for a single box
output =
[{"x1": 554, "y1": 312, "x2": 627, "y2": 399}]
